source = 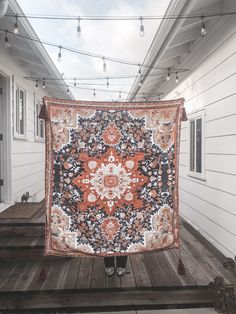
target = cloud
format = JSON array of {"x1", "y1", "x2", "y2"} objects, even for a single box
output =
[{"x1": 17, "y1": 0, "x2": 170, "y2": 100}]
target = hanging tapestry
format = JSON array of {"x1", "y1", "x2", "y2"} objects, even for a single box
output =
[{"x1": 42, "y1": 97, "x2": 186, "y2": 257}]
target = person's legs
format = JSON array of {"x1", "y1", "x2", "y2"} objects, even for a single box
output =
[
  {"x1": 116, "y1": 255, "x2": 127, "y2": 276},
  {"x1": 116, "y1": 255, "x2": 127, "y2": 268},
  {"x1": 104, "y1": 256, "x2": 115, "y2": 276}
]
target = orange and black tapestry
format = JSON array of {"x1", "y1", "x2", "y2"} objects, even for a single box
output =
[{"x1": 43, "y1": 97, "x2": 186, "y2": 257}]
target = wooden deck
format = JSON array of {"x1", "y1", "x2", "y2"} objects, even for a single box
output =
[{"x1": 0, "y1": 204, "x2": 235, "y2": 313}]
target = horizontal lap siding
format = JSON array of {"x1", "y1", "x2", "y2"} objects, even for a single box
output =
[
  {"x1": 12, "y1": 81, "x2": 46, "y2": 203},
  {"x1": 167, "y1": 14, "x2": 236, "y2": 257}
]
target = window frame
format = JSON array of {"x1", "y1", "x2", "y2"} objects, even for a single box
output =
[
  {"x1": 35, "y1": 99, "x2": 45, "y2": 142},
  {"x1": 188, "y1": 109, "x2": 206, "y2": 181},
  {"x1": 14, "y1": 84, "x2": 27, "y2": 139}
]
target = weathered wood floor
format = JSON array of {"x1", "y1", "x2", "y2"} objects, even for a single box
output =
[{"x1": 0, "y1": 204, "x2": 235, "y2": 312}]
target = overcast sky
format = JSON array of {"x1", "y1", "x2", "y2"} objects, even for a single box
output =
[{"x1": 18, "y1": 0, "x2": 171, "y2": 101}]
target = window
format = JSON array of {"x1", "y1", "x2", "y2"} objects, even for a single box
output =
[
  {"x1": 189, "y1": 110, "x2": 205, "y2": 179},
  {"x1": 35, "y1": 101, "x2": 45, "y2": 140},
  {"x1": 14, "y1": 86, "x2": 26, "y2": 137}
]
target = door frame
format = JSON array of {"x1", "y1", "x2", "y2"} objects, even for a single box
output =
[{"x1": 0, "y1": 65, "x2": 13, "y2": 211}]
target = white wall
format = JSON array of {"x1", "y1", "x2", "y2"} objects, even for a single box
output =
[
  {"x1": 166, "y1": 11, "x2": 236, "y2": 258},
  {"x1": 0, "y1": 47, "x2": 49, "y2": 203}
]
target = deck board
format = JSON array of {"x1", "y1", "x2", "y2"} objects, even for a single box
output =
[{"x1": 0, "y1": 204, "x2": 235, "y2": 312}]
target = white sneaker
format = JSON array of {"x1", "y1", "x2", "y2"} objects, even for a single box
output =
[
  {"x1": 105, "y1": 266, "x2": 115, "y2": 276},
  {"x1": 116, "y1": 267, "x2": 126, "y2": 277}
]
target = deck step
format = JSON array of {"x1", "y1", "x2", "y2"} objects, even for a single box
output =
[
  {"x1": 0, "y1": 287, "x2": 214, "y2": 312},
  {"x1": 0, "y1": 223, "x2": 44, "y2": 237}
]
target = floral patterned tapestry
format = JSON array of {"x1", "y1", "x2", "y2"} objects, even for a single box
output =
[{"x1": 43, "y1": 97, "x2": 186, "y2": 257}]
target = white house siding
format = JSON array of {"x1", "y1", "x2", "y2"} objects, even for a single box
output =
[
  {"x1": 0, "y1": 47, "x2": 48, "y2": 203},
  {"x1": 165, "y1": 10, "x2": 236, "y2": 258}
]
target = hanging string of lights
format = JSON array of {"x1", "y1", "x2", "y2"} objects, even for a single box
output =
[
  {"x1": 5, "y1": 11, "x2": 236, "y2": 21},
  {"x1": 0, "y1": 27, "x2": 188, "y2": 77},
  {"x1": 33, "y1": 78, "x2": 163, "y2": 99},
  {"x1": 3, "y1": 10, "x2": 236, "y2": 40}
]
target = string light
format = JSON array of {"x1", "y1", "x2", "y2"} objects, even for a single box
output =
[
  {"x1": 138, "y1": 64, "x2": 142, "y2": 76},
  {"x1": 5, "y1": 11, "x2": 236, "y2": 22},
  {"x1": 93, "y1": 89, "x2": 96, "y2": 97},
  {"x1": 0, "y1": 28, "x2": 188, "y2": 74},
  {"x1": 139, "y1": 75, "x2": 143, "y2": 87},
  {"x1": 175, "y1": 72, "x2": 179, "y2": 83},
  {"x1": 4, "y1": 30, "x2": 10, "y2": 48},
  {"x1": 166, "y1": 68, "x2": 171, "y2": 81},
  {"x1": 13, "y1": 15, "x2": 19, "y2": 34},
  {"x1": 67, "y1": 85, "x2": 70, "y2": 93},
  {"x1": 35, "y1": 81, "x2": 38, "y2": 89},
  {"x1": 28, "y1": 78, "x2": 165, "y2": 100},
  {"x1": 106, "y1": 77, "x2": 109, "y2": 88},
  {"x1": 77, "y1": 17, "x2": 81, "y2": 37},
  {"x1": 139, "y1": 16, "x2": 144, "y2": 37},
  {"x1": 103, "y1": 57, "x2": 107, "y2": 72},
  {"x1": 57, "y1": 46, "x2": 62, "y2": 62},
  {"x1": 42, "y1": 79, "x2": 45, "y2": 88},
  {"x1": 201, "y1": 16, "x2": 207, "y2": 37}
]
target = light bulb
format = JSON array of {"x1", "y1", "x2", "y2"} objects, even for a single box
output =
[
  {"x1": 175, "y1": 72, "x2": 179, "y2": 83},
  {"x1": 4, "y1": 31, "x2": 10, "y2": 48},
  {"x1": 42, "y1": 80, "x2": 45, "y2": 88},
  {"x1": 13, "y1": 15, "x2": 19, "y2": 34},
  {"x1": 138, "y1": 64, "x2": 141, "y2": 76},
  {"x1": 201, "y1": 17, "x2": 206, "y2": 37},
  {"x1": 67, "y1": 86, "x2": 70, "y2": 93},
  {"x1": 74, "y1": 78, "x2": 77, "y2": 87},
  {"x1": 166, "y1": 69, "x2": 171, "y2": 81},
  {"x1": 106, "y1": 77, "x2": 109, "y2": 88},
  {"x1": 119, "y1": 91, "x2": 121, "y2": 99},
  {"x1": 139, "y1": 17, "x2": 144, "y2": 37},
  {"x1": 103, "y1": 57, "x2": 107, "y2": 72},
  {"x1": 93, "y1": 89, "x2": 96, "y2": 97},
  {"x1": 57, "y1": 46, "x2": 62, "y2": 62},
  {"x1": 35, "y1": 81, "x2": 38, "y2": 89},
  {"x1": 77, "y1": 17, "x2": 81, "y2": 37}
]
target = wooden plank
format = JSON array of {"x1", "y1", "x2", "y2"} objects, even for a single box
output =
[
  {"x1": 0, "y1": 261, "x2": 28, "y2": 291},
  {"x1": 44, "y1": 260, "x2": 68, "y2": 290},
  {"x1": 28, "y1": 260, "x2": 54, "y2": 290},
  {"x1": 0, "y1": 247, "x2": 44, "y2": 260},
  {"x1": 130, "y1": 254, "x2": 151, "y2": 287},
  {"x1": 105, "y1": 270, "x2": 121, "y2": 289},
  {"x1": 179, "y1": 238, "x2": 213, "y2": 285},
  {"x1": 13, "y1": 261, "x2": 41, "y2": 291},
  {"x1": 91, "y1": 256, "x2": 105, "y2": 289},
  {"x1": 0, "y1": 224, "x2": 44, "y2": 237},
  {"x1": 153, "y1": 251, "x2": 182, "y2": 286},
  {"x1": 60, "y1": 257, "x2": 81, "y2": 290},
  {"x1": 164, "y1": 249, "x2": 198, "y2": 286},
  {"x1": 0, "y1": 288, "x2": 214, "y2": 311},
  {"x1": 181, "y1": 225, "x2": 235, "y2": 284},
  {"x1": 76, "y1": 256, "x2": 93, "y2": 289},
  {"x1": 143, "y1": 253, "x2": 165, "y2": 287},
  {"x1": 120, "y1": 256, "x2": 136, "y2": 288},
  {"x1": 0, "y1": 261, "x2": 17, "y2": 284}
]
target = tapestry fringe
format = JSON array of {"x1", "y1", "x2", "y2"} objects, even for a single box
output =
[
  {"x1": 181, "y1": 107, "x2": 188, "y2": 121},
  {"x1": 38, "y1": 104, "x2": 48, "y2": 120}
]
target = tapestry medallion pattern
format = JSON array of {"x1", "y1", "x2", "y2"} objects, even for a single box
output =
[{"x1": 43, "y1": 97, "x2": 186, "y2": 257}]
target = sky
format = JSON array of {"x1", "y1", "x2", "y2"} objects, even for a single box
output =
[{"x1": 17, "y1": 0, "x2": 171, "y2": 101}]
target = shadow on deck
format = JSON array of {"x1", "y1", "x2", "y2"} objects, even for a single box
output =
[{"x1": 0, "y1": 203, "x2": 235, "y2": 313}]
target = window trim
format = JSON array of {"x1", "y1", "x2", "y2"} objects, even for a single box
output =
[
  {"x1": 35, "y1": 99, "x2": 45, "y2": 142},
  {"x1": 187, "y1": 109, "x2": 206, "y2": 181},
  {"x1": 14, "y1": 84, "x2": 27, "y2": 139}
]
